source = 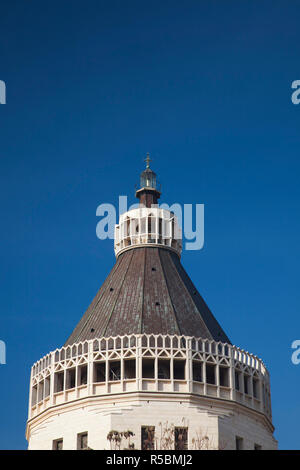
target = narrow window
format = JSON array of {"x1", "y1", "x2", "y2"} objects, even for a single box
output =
[
  {"x1": 94, "y1": 362, "x2": 105, "y2": 382},
  {"x1": 109, "y1": 361, "x2": 121, "y2": 381},
  {"x1": 148, "y1": 216, "x2": 155, "y2": 235},
  {"x1": 236, "y1": 436, "x2": 243, "y2": 450},
  {"x1": 45, "y1": 376, "x2": 50, "y2": 398},
  {"x1": 158, "y1": 359, "x2": 170, "y2": 379},
  {"x1": 124, "y1": 359, "x2": 136, "y2": 379},
  {"x1": 31, "y1": 386, "x2": 37, "y2": 407},
  {"x1": 254, "y1": 443, "x2": 262, "y2": 450},
  {"x1": 192, "y1": 361, "x2": 202, "y2": 382},
  {"x1": 79, "y1": 365, "x2": 87, "y2": 385},
  {"x1": 158, "y1": 218, "x2": 162, "y2": 236},
  {"x1": 140, "y1": 217, "x2": 146, "y2": 234},
  {"x1": 38, "y1": 381, "x2": 44, "y2": 402},
  {"x1": 206, "y1": 363, "x2": 216, "y2": 384},
  {"x1": 219, "y1": 367, "x2": 229, "y2": 387},
  {"x1": 54, "y1": 371, "x2": 64, "y2": 393},
  {"x1": 235, "y1": 370, "x2": 240, "y2": 391},
  {"x1": 244, "y1": 375, "x2": 249, "y2": 395},
  {"x1": 141, "y1": 426, "x2": 155, "y2": 450},
  {"x1": 174, "y1": 360, "x2": 185, "y2": 380},
  {"x1": 253, "y1": 377, "x2": 259, "y2": 399},
  {"x1": 142, "y1": 359, "x2": 155, "y2": 378},
  {"x1": 77, "y1": 432, "x2": 88, "y2": 450},
  {"x1": 66, "y1": 368, "x2": 76, "y2": 389},
  {"x1": 175, "y1": 427, "x2": 188, "y2": 450},
  {"x1": 53, "y1": 438, "x2": 63, "y2": 450}
]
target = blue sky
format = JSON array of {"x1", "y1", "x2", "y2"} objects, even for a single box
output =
[{"x1": 0, "y1": 0, "x2": 300, "y2": 449}]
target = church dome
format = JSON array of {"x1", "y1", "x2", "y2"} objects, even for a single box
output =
[
  {"x1": 64, "y1": 158, "x2": 230, "y2": 345},
  {"x1": 64, "y1": 246, "x2": 231, "y2": 345},
  {"x1": 26, "y1": 156, "x2": 277, "y2": 451}
]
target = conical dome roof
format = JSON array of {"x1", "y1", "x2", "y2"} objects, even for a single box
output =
[
  {"x1": 64, "y1": 246, "x2": 230, "y2": 346},
  {"x1": 64, "y1": 159, "x2": 230, "y2": 347}
]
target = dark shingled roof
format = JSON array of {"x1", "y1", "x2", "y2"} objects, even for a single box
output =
[{"x1": 64, "y1": 247, "x2": 231, "y2": 346}]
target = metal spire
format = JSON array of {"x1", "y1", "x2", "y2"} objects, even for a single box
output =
[{"x1": 145, "y1": 152, "x2": 151, "y2": 169}]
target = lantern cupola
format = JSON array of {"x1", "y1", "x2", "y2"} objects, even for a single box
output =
[{"x1": 135, "y1": 153, "x2": 161, "y2": 208}]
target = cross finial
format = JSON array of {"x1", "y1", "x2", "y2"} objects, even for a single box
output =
[{"x1": 145, "y1": 152, "x2": 151, "y2": 169}]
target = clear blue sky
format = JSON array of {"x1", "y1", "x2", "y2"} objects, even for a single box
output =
[{"x1": 0, "y1": 0, "x2": 299, "y2": 449}]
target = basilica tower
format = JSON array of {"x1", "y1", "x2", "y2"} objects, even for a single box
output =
[{"x1": 26, "y1": 159, "x2": 277, "y2": 450}]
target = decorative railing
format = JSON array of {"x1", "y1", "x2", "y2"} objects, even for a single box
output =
[
  {"x1": 114, "y1": 208, "x2": 182, "y2": 257},
  {"x1": 28, "y1": 334, "x2": 272, "y2": 422}
]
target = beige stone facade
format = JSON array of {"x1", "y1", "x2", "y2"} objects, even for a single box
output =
[{"x1": 26, "y1": 334, "x2": 277, "y2": 450}]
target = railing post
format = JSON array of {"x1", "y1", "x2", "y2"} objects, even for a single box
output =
[
  {"x1": 155, "y1": 355, "x2": 158, "y2": 392},
  {"x1": 229, "y1": 345, "x2": 235, "y2": 401},
  {"x1": 187, "y1": 337, "x2": 193, "y2": 393},
  {"x1": 137, "y1": 335, "x2": 142, "y2": 391},
  {"x1": 75, "y1": 348, "x2": 79, "y2": 399},
  {"x1": 216, "y1": 342, "x2": 220, "y2": 398},
  {"x1": 203, "y1": 357, "x2": 207, "y2": 396},
  {"x1": 121, "y1": 343, "x2": 124, "y2": 391},
  {"x1": 63, "y1": 354, "x2": 67, "y2": 402},
  {"x1": 258, "y1": 361, "x2": 264, "y2": 413},
  {"x1": 105, "y1": 340, "x2": 109, "y2": 394},
  {"x1": 87, "y1": 340, "x2": 93, "y2": 396},
  {"x1": 50, "y1": 351, "x2": 55, "y2": 406}
]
